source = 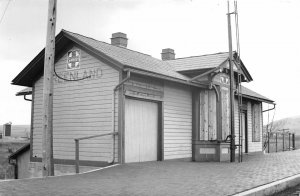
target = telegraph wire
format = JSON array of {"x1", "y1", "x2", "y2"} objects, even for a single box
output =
[
  {"x1": 0, "y1": 0, "x2": 11, "y2": 25},
  {"x1": 234, "y1": 0, "x2": 241, "y2": 63}
]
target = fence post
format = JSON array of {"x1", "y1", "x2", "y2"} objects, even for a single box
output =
[
  {"x1": 275, "y1": 133, "x2": 278, "y2": 152},
  {"x1": 75, "y1": 139, "x2": 79, "y2": 173},
  {"x1": 289, "y1": 133, "x2": 291, "y2": 151},
  {"x1": 267, "y1": 132, "x2": 270, "y2": 153},
  {"x1": 283, "y1": 133, "x2": 285, "y2": 152},
  {"x1": 293, "y1": 134, "x2": 295, "y2": 150}
]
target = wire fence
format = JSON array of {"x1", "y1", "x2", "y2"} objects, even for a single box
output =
[{"x1": 263, "y1": 131, "x2": 296, "y2": 153}]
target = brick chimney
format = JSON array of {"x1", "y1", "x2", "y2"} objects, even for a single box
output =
[
  {"x1": 161, "y1": 48, "x2": 175, "y2": 61},
  {"x1": 111, "y1": 32, "x2": 128, "y2": 48}
]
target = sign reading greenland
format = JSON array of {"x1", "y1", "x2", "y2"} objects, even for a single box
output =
[{"x1": 54, "y1": 68, "x2": 102, "y2": 83}]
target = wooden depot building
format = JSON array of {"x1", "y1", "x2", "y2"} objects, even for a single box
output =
[{"x1": 12, "y1": 30, "x2": 274, "y2": 177}]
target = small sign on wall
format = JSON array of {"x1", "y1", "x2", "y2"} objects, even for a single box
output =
[
  {"x1": 67, "y1": 50, "x2": 80, "y2": 70},
  {"x1": 220, "y1": 76, "x2": 229, "y2": 85}
]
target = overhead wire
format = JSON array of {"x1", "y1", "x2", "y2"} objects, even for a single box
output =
[
  {"x1": 0, "y1": 0, "x2": 11, "y2": 25},
  {"x1": 0, "y1": 0, "x2": 90, "y2": 82}
]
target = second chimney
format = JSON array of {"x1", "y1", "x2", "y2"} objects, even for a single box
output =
[
  {"x1": 111, "y1": 32, "x2": 128, "y2": 48},
  {"x1": 161, "y1": 48, "x2": 175, "y2": 61}
]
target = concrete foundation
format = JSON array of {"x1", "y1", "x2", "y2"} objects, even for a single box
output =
[
  {"x1": 28, "y1": 162, "x2": 101, "y2": 178},
  {"x1": 193, "y1": 141, "x2": 231, "y2": 162}
]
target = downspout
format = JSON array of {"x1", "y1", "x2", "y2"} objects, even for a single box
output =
[
  {"x1": 209, "y1": 83, "x2": 220, "y2": 102},
  {"x1": 108, "y1": 70, "x2": 131, "y2": 164}
]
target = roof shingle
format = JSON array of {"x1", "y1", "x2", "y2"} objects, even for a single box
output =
[
  {"x1": 167, "y1": 52, "x2": 229, "y2": 72},
  {"x1": 12, "y1": 29, "x2": 273, "y2": 103},
  {"x1": 241, "y1": 86, "x2": 274, "y2": 103},
  {"x1": 64, "y1": 30, "x2": 190, "y2": 81}
]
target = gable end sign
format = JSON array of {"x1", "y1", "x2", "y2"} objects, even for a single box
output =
[{"x1": 67, "y1": 50, "x2": 80, "y2": 70}]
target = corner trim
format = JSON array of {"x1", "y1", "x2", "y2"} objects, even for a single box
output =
[{"x1": 30, "y1": 85, "x2": 35, "y2": 162}]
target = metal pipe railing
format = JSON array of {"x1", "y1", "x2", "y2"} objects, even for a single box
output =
[{"x1": 74, "y1": 132, "x2": 118, "y2": 173}]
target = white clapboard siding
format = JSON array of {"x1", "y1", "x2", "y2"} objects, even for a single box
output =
[
  {"x1": 164, "y1": 82, "x2": 192, "y2": 160},
  {"x1": 32, "y1": 46, "x2": 119, "y2": 163}
]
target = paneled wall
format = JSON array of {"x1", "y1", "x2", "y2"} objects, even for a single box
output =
[{"x1": 199, "y1": 90, "x2": 217, "y2": 140}]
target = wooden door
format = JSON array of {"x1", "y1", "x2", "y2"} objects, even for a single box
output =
[
  {"x1": 241, "y1": 112, "x2": 248, "y2": 153},
  {"x1": 125, "y1": 99, "x2": 158, "y2": 163}
]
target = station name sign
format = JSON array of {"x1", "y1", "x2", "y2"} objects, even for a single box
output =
[{"x1": 54, "y1": 68, "x2": 102, "y2": 83}]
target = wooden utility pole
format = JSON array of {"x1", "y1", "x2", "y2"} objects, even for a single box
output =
[
  {"x1": 227, "y1": 1, "x2": 235, "y2": 162},
  {"x1": 42, "y1": 0, "x2": 57, "y2": 176}
]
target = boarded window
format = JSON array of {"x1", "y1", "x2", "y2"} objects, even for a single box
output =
[
  {"x1": 199, "y1": 90, "x2": 217, "y2": 140},
  {"x1": 221, "y1": 87, "x2": 230, "y2": 140},
  {"x1": 252, "y1": 103, "x2": 261, "y2": 142}
]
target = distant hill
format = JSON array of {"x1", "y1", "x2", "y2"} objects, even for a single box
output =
[
  {"x1": 0, "y1": 125, "x2": 30, "y2": 138},
  {"x1": 266, "y1": 115, "x2": 300, "y2": 134}
]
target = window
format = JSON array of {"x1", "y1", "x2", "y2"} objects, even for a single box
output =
[{"x1": 252, "y1": 103, "x2": 261, "y2": 142}]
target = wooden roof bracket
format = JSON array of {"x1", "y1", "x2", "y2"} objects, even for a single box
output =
[
  {"x1": 188, "y1": 58, "x2": 229, "y2": 82},
  {"x1": 209, "y1": 83, "x2": 220, "y2": 102}
]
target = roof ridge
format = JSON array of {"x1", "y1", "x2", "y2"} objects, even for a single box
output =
[
  {"x1": 62, "y1": 29, "x2": 152, "y2": 57},
  {"x1": 167, "y1": 51, "x2": 229, "y2": 61}
]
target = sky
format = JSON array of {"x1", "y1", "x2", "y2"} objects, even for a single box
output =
[{"x1": 0, "y1": 0, "x2": 299, "y2": 125}]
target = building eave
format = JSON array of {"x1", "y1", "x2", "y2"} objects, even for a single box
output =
[{"x1": 124, "y1": 67, "x2": 208, "y2": 89}]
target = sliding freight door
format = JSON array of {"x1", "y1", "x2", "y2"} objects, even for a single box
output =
[{"x1": 125, "y1": 98, "x2": 158, "y2": 163}]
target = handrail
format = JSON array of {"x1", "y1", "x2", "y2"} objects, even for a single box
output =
[{"x1": 74, "y1": 132, "x2": 118, "y2": 173}]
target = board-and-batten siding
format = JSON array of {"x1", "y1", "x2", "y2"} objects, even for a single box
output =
[
  {"x1": 164, "y1": 82, "x2": 192, "y2": 160},
  {"x1": 199, "y1": 90, "x2": 217, "y2": 140},
  {"x1": 32, "y1": 46, "x2": 119, "y2": 162},
  {"x1": 234, "y1": 100, "x2": 262, "y2": 153}
]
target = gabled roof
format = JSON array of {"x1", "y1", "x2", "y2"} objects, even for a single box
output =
[
  {"x1": 240, "y1": 86, "x2": 274, "y2": 103},
  {"x1": 167, "y1": 52, "x2": 253, "y2": 82},
  {"x1": 12, "y1": 29, "x2": 190, "y2": 87},
  {"x1": 12, "y1": 29, "x2": 271, "y2": 103},
  {"x1": 65, "y1": 30, "x2": 190, "y2": 81}
]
